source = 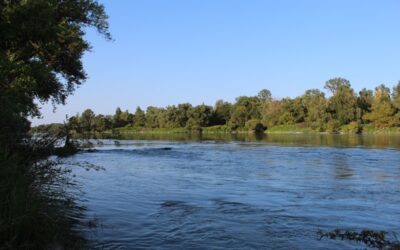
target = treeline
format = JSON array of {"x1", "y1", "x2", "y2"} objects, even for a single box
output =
[{"x1": 63, "y1": 78, "x2": 400, "y2": 134}]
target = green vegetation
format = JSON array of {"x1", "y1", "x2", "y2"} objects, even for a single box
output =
[
  {"x1": 0, "y1": 0, "x2": 109, "y2": 248},
  {"x1": 62, "y1": 80, "x2": 400, "y2": 136},
  {"x1": 266, "y1": 124, "x2": 314, "y2": 134}
]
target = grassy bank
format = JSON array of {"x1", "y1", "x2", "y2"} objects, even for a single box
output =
[
  {"x1": 115, "y1": 127, "x2": 187, "y2": 134},
  {"x1": 93, "y1": 124, "x2": 400, "y2": 136},
  {"x1": 361, "y1": 124, "x2": 400, "y2": 134},
  {"x1": 266, "y1": 124, "x2": 316, "y2": 134}
]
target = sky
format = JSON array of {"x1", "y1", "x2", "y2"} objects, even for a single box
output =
[{"x1": 32, "y1": 0, "x2": 400, "y2": 125}]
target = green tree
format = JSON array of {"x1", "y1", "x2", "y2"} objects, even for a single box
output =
[
  {"x1": 120, "y1": 110, "x2": 133, "y2": 126},
  {"x1": 93, "y1": 114, "x2": 111, "y2": 132},
  {"x1": 68, "y1": 114, "x2": 83, "y2": 133},
  {"x1": 156, "y1": 108, "x2": 169, "y2": 128},
  {"x1": 0, "y1": 1, "x2": 110, "y2": 248},
  {"x1": 145, "y1": 106, "x2": 162, "y2": 128},
  {"x1": 324, "y1": 77, "x2": 351, "y2": 94},
  {"x1": 185, "y1": 118, "x2": 202, "y2": 132},
  {"x1": 279, "y1": 97, "x2": 306, "y2": 125},
  {"x1": 176, "y1": 103, "x2": 192, "y2": 127},
  {"x1": 258, "y1": 89, "x2": 276, "y2": 126},
  {"x1": 162, "y1": 104, "x2": 192, "y2": 128},
  {"x1": 163, "y1": 106, "x2": 180, "y2": 128},
  {"x1": 0, "y1": 0, "x2": 110, "y2": 149},
  {"x1": 357, "y1": 88, "x2": 374, "y2": 123},
  {"x1": 392, "y1": 82, "x2": 400, "y2": 110},
  {"x1": 80, "y1": 109, "x2": 95, "y2": 132},
  {"x1": 134, "y1": 107, "x2": 146, "y2": 127},
  {"x1": 229, "y1": 96, "x2": 260, "y2": 130},
  {"x1": 113, "y1": 107, "x2": 123, "y2": 127},
  {"x1": 261, "y1": 100, "x2": 283, "y2": 127},
  {"x1": 302, "y1": 89, "x2": 328, "y2": 131},
  {"x1": 188, "y1": 104, "x2": 213, "y2": 127},
  {"x1": 325, "y1": 78, "x2": 357, "y2": 127},
  {"x1": 212, "y1": 100, "x2": 232, "y2": 125},
  {"x1": 364, "y1": 84, "x2": 398, "y2": 128},
  {"x1": 257, "y1": 89, "x2": 272, "y2": 102}
]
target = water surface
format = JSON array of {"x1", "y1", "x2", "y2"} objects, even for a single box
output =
[{"x1": 67, "y1": 135, "x2": 400, "y2": 249}]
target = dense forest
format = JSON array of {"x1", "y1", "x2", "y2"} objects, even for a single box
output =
[{"x1": 42, "y1": 78, "x2": 400, "y2": 134}]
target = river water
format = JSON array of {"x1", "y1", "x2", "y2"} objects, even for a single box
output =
[{"x1": 66, "y1": 134, "x2": 400, "y2": 249}]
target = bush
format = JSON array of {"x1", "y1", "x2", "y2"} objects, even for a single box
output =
[
  {"x1": 325, "y1": 120, "x2": 340, "y2": 133},
  {"x1": 245, "y1": 119, "x2": 266, "y2": 133},
  {"x1": 340, "y1": 121, "x2": 362, "y2": 134},
  {"x1": 185, "y1": 118, "x2": 202, "y2": 133}
]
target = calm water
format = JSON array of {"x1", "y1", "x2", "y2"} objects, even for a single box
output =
[{"x1": 66, "y1": 134, "x2": 400, "y2": 249}]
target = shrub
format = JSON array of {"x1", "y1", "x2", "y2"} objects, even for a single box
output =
[
  {"x1": 185, "y1": 118, "x2": 202, "y2": 133},
  {"x1": 325, "y1": 120, "x2": 340, "y2": 133},
  {"x1": 340, "y1": 121, "x2": 362, "y2": 134},
  {"x1": 245, "y1": 119, "x2": 266, "y2": 133}
]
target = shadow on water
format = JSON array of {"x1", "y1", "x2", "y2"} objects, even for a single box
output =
[{"x1": 333, "y1": 154, "x2": 354, "y2": 179}]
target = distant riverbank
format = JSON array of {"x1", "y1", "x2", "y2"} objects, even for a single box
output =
[
  {"x1": 91, "y1": 124, "x2": 400, "y2": 136},
  {"x1": 67, "y1": 127, "x2": 400, "y2": 151}
]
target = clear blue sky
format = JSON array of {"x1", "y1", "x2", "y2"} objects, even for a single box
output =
[{"x1": 33, "y1": 0, "x2": 400, "y2": 125}]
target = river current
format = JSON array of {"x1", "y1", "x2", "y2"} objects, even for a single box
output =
[{"x1": 65, "y1": 135, "x2": 400, "y2": 249}]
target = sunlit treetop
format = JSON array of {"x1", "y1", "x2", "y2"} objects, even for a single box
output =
[{"x1": 0, "y1": 0, "x2": 110, "y2": 117}]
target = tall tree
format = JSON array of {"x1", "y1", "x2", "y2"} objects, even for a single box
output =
[
  {"x1": 188, "y1": 104, "x2": 213, "y2": 127},
  {"x1": 364, "y1": 85, "x2": 398, "y2": 128},
  {"x1": 212, "y1": 100, "x2": 232, "y2": 125},
  {"x1": 0, "y1": 1, "x2": 110, "y2": 248},
  {"x1": 301, "y1": 89, "x2": 328, "y2": 131},
  {"x1": 325, "y1": 78, "x2": 357, "y2": 127},
  {"x1": 176, "y1": 103, "x2": 192, "y2": 127},
  {"x1": 258, "y1": 89, "x2": 274, "y2": 126},
  {"x1": 80, "y1": 108, "x2": 95, "y2": 132},
  {"x1": 113, "y1": 107, "x2": 123, "y2": 127},
  {"x1": 68, "y1": 114, "x2": 83, "y2": 134},
  {"x1": 229, "y1": 96, "x2": 260, "y2": 129},
  {"x1": 134, "y1": 107, "x2": 146, "y2": 128},
  {"x1": 145, "y1": 106, "x2": 162, "y2": 128},
  {"x1": 257, "y1": 89, "x2": 272, "y2": 102},
  {"x1": 392, "y1": 82, "x2": 400, "y2": 110},
  {"x1": 94, "y1": 114, "x2": 111, "y2": 132},
  {"x1": 279, "y1": 97, "x2": 306, "y2": 125},
  {"x1": 357, "y1": 88, "x2": 374, "y2": 123},
  {"x1": 261, "y1": 100, "x2": 283, "y2": 127},
  {"x1": 120, "y1": 110, "x2": 133, "y2": 126},
  {"x1": 324, "y1": 77, "x2": 351, "y2": 94},
  {"x1": 0, "y1": 0, "x2": 110, "y2": 149}
]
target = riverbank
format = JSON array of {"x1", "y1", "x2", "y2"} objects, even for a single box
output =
[
  {"x1": 87, "y1": 124, "x2": 400, "y2": 136},
  {"x1": 0, "y1": 150, "x2": 85, "y2": 249}
]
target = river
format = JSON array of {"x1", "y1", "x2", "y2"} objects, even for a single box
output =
[{"x1": 65, "y1": 134, "x2": 400, "y2": 249}]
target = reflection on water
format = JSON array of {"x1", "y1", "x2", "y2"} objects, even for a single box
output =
[
  {"x1": 333, "y1": 153, "x2": 353, "y2": 179},
  {"x1": 79, "y1": 132, "x2": 400, "y2": 150},
  {"x1": 67, "y1": 136, "x2": 400, "y2": 249}
]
